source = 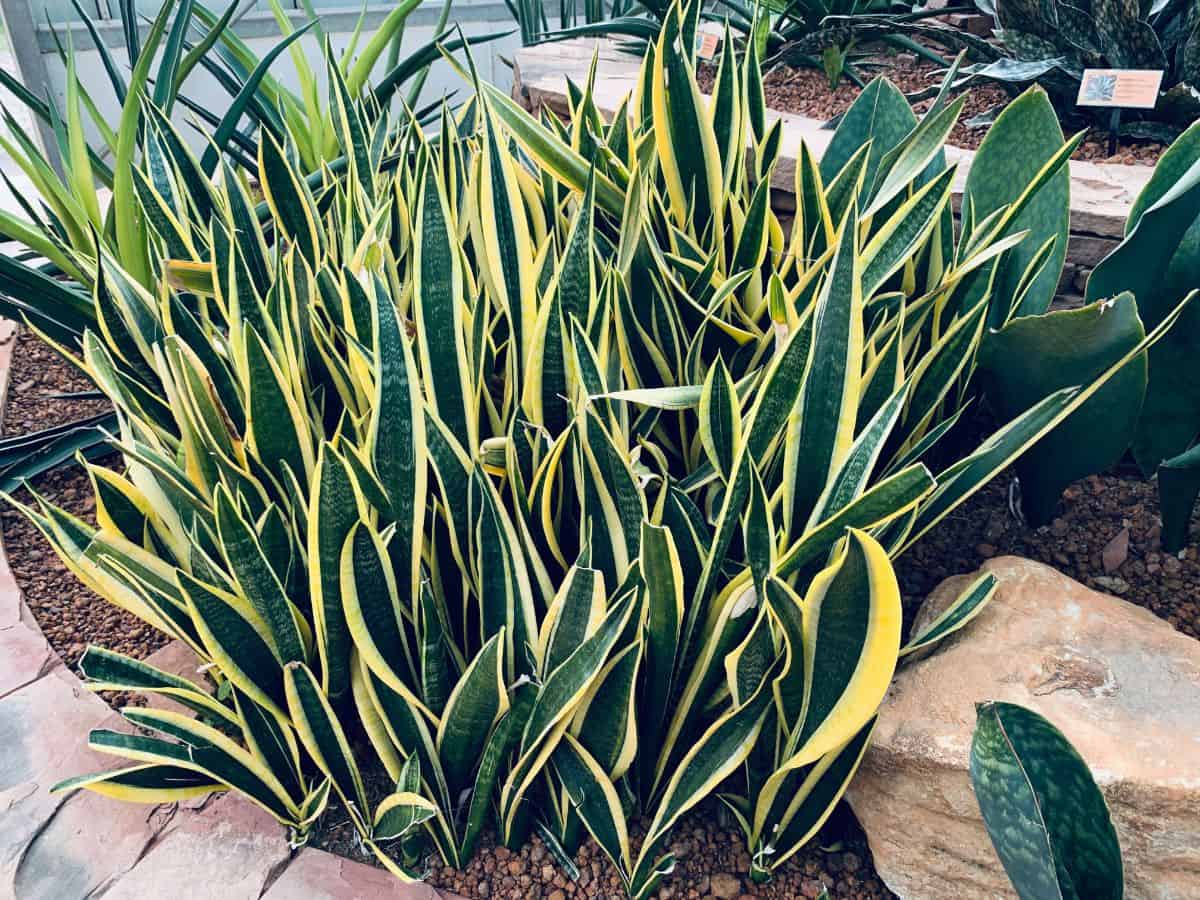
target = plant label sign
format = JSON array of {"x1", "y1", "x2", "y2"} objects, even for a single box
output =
[
  {"x1": 695, "y1": 23, "x2": 723, "y2": 61},
  {"x1": 1077, "y1": 69, "x2": 1164, "y2": 109}
]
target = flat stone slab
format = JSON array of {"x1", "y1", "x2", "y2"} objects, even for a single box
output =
[
  {"x1": 847, "y1": 556, "x2": 1200, "y2": 899},
  {"x1": 264, "y1": 848, "x2": 449, "y2": 899},
  {"x1": 513, "y1": 39, "x2": 1151, "y2": 241},
  {"x1": 99, "y1": 793, "x2": 294, "y2": 900},
  {"x1": 0, "y1": 667, "x2": 118, "y2": 896}
]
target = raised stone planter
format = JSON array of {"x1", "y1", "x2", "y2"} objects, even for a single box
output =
[
  {"x1": 0, "y1": 320, "x2": 458, "y2": 900},
  {"x1": 847, "y1": 556, "x2": 1200, "y2": 899},
  {"x1": 512, "y1": 39, "x2": 1153, "y2": 306}
]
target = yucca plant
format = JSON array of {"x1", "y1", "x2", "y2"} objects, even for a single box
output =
[{"x1": 8, "y1": 3, "x2": 1185, "y2": 893}]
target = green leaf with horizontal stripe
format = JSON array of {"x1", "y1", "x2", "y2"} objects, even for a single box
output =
[
  {"x1": 215, "y1": 485, "x2": 304, "y2": 665},
  {"x1": 971, "y1": 702, "x2": 1122, "y2": 900},
  {"x1": 285, "y1": 661, "x2": 369, "y2": 824}
]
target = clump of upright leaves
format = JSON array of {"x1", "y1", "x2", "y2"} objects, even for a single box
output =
[
  {"x1": 5, "y1": 1, "x2": 1184, "y2": 891},
  {"x1": 0, "y1": 0, "x2": 503, "y2": 488},
  {"x1": 970, "y1": 701, "x2": 1123, "y2": 899}
]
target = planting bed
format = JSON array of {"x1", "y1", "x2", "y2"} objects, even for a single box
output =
[
  {"x1": 5, "y1": 323, "x2": 1200, "y2": 898},
  {"x1": 696, "y1": 54, "x2": 1167, "y2": 165},
  {"x1": 1, "y1": 327, "x2": 895, "y2": 899},
  {"x1": 0, "y1": 329, "x2": 169, "y2": 669}
]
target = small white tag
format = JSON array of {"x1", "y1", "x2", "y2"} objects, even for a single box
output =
[
  {"x1": 695, "y1": 23, "x2": 723, "y2": 62},
  {"x1": 1077, "y1": 69, "x2": 1164, "y2": 109}
]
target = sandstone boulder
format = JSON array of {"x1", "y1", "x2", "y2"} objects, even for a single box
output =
[{"x1": 847, "y1": 556, "x2": 1200, "y2": 899}]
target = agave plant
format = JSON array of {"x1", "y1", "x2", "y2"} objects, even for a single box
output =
[
  {"x1": 7, "y1": 3, "x2": 1183, "y2": 893},
  {"x1": 0, "y1": 0, "x2": 505, "y2": 489},
  {"x1": 968, "y1": 0, "x2": 1200, "y2": 138}
]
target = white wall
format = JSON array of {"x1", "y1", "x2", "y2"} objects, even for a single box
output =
[{"x1": 30, "y1": 1, "x2": 526, "y2": 155}]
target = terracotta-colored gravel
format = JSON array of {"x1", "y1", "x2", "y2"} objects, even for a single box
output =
[
  {"x1": 315, "y1": 799, "x2": 895, "y2": 899},
  {"x1": 698, "y1": 52, "x2": 1166, "y2": 165},
  {"x1": 0, "y1": 328, "x2": 170, "y2": 670},
  {"x1": 897, "y1": 468, "x2": 1200, "y2": 641}
]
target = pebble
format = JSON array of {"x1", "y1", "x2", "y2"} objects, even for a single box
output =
[{"x1": 709, "y1": 873, "x2": 741, "y2": 899}]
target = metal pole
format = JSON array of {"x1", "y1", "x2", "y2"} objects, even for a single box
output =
[{"x1": 0, "y1": 0, "x2": 62, "y2": 171}]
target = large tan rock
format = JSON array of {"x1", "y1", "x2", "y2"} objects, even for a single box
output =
[{"x1": 847, "y1": 556, "x2": 1200, "y2": 900}]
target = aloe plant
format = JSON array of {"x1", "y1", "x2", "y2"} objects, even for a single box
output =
[{"x1": 3, "y1": 3, "x2": 1185, "y2": 891}]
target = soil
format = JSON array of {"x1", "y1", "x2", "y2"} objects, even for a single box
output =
[
  {"x1": 895, "y1": 468, "x2": 1200, "y2": 641},
  {"x1": 697, "y1": 52, "x2": 1166, "y2": 166},
  {"x1": 0, "y1": 329, "x2": 170, "y2": 671}
]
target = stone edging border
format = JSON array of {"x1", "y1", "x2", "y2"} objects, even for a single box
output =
[
  {"x1": 511, "y1": 39, "x2": 1154, "y2": 305},
  {"x1": 0, "y1": 320, "x2": 453, "y2": 900}
]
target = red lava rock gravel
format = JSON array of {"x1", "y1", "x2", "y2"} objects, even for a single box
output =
[{"x1": 317, "y1": 801, "x2": 894, "y2": 899}]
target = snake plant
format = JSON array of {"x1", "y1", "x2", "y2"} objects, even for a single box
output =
[
  {"x1": 0, "y1": 0, "x2": 505, "y2": 488},
  {"x1": 4, "y1": 3, "x2": 1184, "y2": 892},
  {"x1": 1084, "y1": 119, "x2": 1200, "y2": 550},
  {"x1": 971, "y1": 701, "x2": 1123, "y2": 899}
]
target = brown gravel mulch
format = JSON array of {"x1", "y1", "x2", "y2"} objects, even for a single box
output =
[
  {"x1": 0, "y1": 328, "x2": 170, "y2": 668},
  {"x1": 319, "y1": 799, "x2": 893, "y2": 899},
  {"x1": 897, "y1": 468, "x2": 1200, "y2": 641},
  {"x1": 698, "y1": 52, "x2": 1166, "y2": 165}
]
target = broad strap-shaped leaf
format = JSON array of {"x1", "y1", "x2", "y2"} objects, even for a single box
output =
[
  {"x1": 214, "y1": 485, "x2": 305, "y2": 665},
  {"x1": 52, "y1": 763, "x2": 221, "y2": 804},
  {"x1": 699, "y1": 358, "x2": 741, "y2": 481},
  {"x1": 308, "y1": 444, "x2": 361, "y2": 699},
  {"x1": 971, "y1": 702, "x2": 1123, "y2": 900},
  {"x1": 78, "y1": 645, "x2": 235, "y2": 727},
  {"x1": 436, "y1": 630, "x2": 508, "y2": 799},
  {"x1": 901, "y1": 573, "x2": 998, "y2": 658},
  {"x1": 1088, "y1": 121, "x2": 1200, "y2": 473},
  {"x1": 754, "y1": 718, "x2": 877, "y2": 875},
  {"x1": 965, "y1": 86, "x2": 1070, "y2": 326},
  {"x1": 414, "y1": 153, "x2": 475, "y2": 452},
  {"x1": 753, "y1": 529, "x2": 900, "y2": 845},
  {"x1": 369, "y1": 287, "x2": 427, "y2": 601},
  {"x1": 632, "y1": 655, "x2": 784, "y2": 899},
  {"x1": 978, "y1": 294, "x2": 1147, "y2": 526},
  {"x1": 285, "y1": 661, "x2": 369, "y2": 826},
  {"x1": 178, "y1": 571, "x2": 288, "y2": 718},
  {"x1": 552, "y1": 733, "x2": 632, "y2": 882},
  {"x1": 905, "y1": 291, "x2": 1194, "y2": 551},
  {"x1": 340, "y1": 520, "x2": 422, "y2": 713},
  {"x1": 786, "y1": 216, "x2": 863, "y2": 532},
  {"x1": 1158, "y1": 442, "x2": 1200, "y2": 553},
  {"x1": 258, "y1": 129, "x2": 322, "y2": 263}
]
